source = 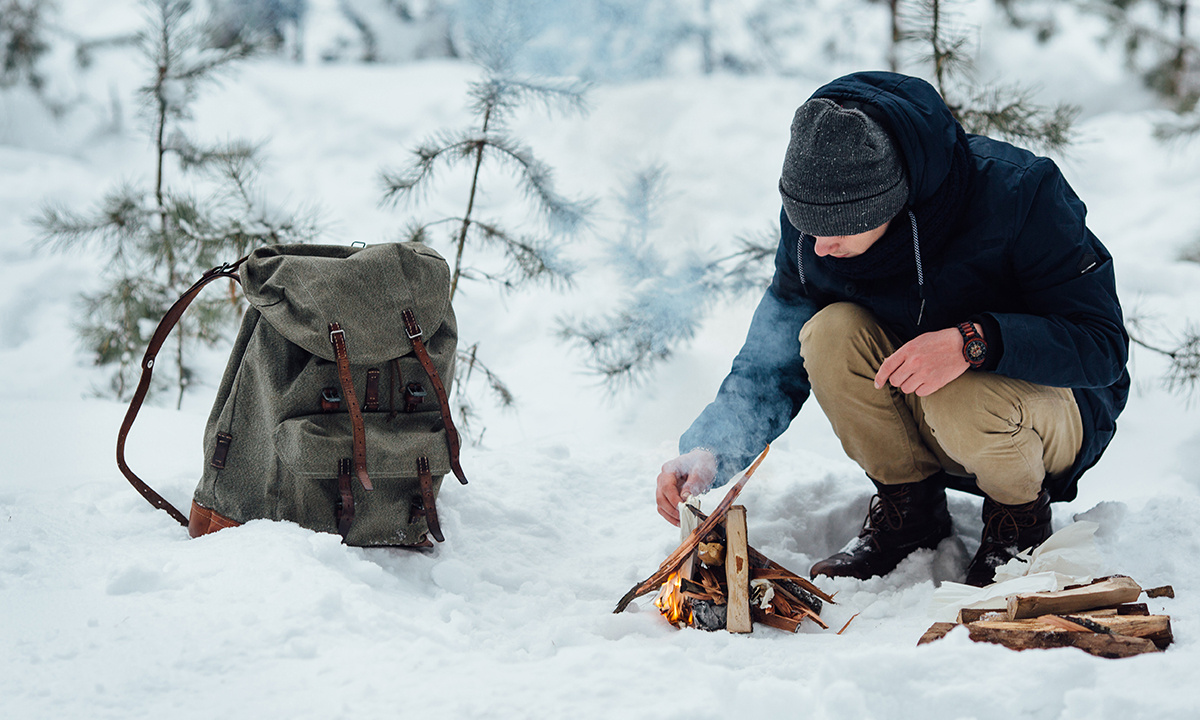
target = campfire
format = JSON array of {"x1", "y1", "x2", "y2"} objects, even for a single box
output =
[{"x1": 616, "y1": 447, "x2": 834, "y2": 633}]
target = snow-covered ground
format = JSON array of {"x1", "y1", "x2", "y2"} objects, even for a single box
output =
[{"x1": 4, "y1": 3, "x2": 1200, "y2": 718}]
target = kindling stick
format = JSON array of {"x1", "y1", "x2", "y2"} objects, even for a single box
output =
[{"x1": 614, "y1": 446, "x2": 770, "y2": 613}]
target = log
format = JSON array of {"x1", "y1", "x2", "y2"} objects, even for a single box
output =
[
  {"x1": 770, "y1": 582, "x2": 829, "y2": 629},
  {"x1": 957, "y1": 607, "x2": 1008, "y2": 624},
  {"x1": 685, "y1": 504, "x2": 835, "y2": 607},
  {"x1": 613, "y1": 446, "x2": 769, "y2": 614},
  {"x1": 918, "y1": 622, "x2": 959, "y2": 645},
  {"x1": 724, "y1": 505, "x2": 752, "y2": 633},
  {"x1": 1006, "y1": 576, "x2": 1142, "y2": 620},
  {"x1": 1146, "y1": 585, "x2": 1175, "y2": 599},
  {"x1": 964, "y1": 624, "x2": 1160, "y2": 658},
  {"x1": 679, "y1": 499, "x2": 701, "y2": 586},
  {"x1": 919, "y1": 620, "x2": 1163, "y2": 658},
  {"x1": 751, "y1": 606, "x2": 801, "y2": 633}
]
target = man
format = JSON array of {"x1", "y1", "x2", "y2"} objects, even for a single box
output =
[{"x1": 655, "y1": 71, "x2": 1129, "y2": 587}]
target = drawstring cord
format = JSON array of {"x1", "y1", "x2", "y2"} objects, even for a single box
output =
[
  {"x1": 795, "y1": 208, "x2": 925, "y2": 327},
  {"x1": 909, "y1": 209, "x2": 925, "y2": 326}
]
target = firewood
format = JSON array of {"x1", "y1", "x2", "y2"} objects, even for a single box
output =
[
  {"x1": 957, "y1": 607, "x2": 1008, "y2": 624},
  {"x1": 918, "y1": 622, "x2": 958, "y2": 645},
  {"x1": 679, "y1": 500, "x2": 701, "y2": 586},
  {"x1": 770, "y1": 583, "x2": 830, "y2": 629},
  {"x1": 746, "y1": 549, "x2": 835, "y2": 605},
  {"x1": 963, "y1": 624, "x2": 1160, "y2": 658},
  {"x1": 1146, "y1": 585, "x2": 1175, "y2": 599},
  {"x1": 725, "y1": 506, "x2": 752, "y2": 633},
  {"x1": 1006, "y1": 576, "x2": 1142, "y2": 620},
  {"x1": 613, "y1": 446, "x2": 769, "y2": 614},
  {"x1": 1036, "y1": 615, "x2": 1099, "y2": 633},
  {"x1": 698, "y1": 542, "x2": 725, "y2": 566},
  {"x1": 751, "y1": 606, "x2": 801, "y2": 633},
  {"x1": 919, "y1": 619, "x2": 1163, "y2": 658},
  {"x1": 684, "y1": 504, "x2": 835, "y2": 607}
]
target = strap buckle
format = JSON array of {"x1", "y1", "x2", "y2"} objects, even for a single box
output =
[{"x1": 329, "y1": 327, "x2": 346, "y2": 345}]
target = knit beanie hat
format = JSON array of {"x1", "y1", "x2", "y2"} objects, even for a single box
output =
[{"x1": 778, "y1": 97, "x2": 909, "y2": 236}]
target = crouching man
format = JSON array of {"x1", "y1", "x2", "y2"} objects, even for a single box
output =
[{"x1": 656, "y1": 71, "x2": 1129, "y2": 587}]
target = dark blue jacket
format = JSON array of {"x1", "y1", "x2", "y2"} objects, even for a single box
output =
[{"x1": 681, "y1": 72, "x2": 1129, "y2": 502}]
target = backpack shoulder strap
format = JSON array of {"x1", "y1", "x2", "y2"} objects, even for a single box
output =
[
  {"x1": 402, "y1": 309, "x2": 468, "y2": 485},
  {"x1": 116, "y1": 258, "x2": 247, "y2": 526}
]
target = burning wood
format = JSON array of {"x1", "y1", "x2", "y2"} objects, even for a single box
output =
[{"x1": 615, "y1": 446, "x2": 832, "y2": 633}]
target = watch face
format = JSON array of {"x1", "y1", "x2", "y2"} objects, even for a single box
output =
[{"x1": 965, "y1": 338, "x2": 987, "y2": 364}]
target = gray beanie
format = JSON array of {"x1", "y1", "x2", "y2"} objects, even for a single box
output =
[{"x1": 778, "y1": 97, "x2": 908, "y2": 236}]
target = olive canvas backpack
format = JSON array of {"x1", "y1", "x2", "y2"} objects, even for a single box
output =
[{"x1": 117, "y1": 242, "x2": 468, "y2": 548}]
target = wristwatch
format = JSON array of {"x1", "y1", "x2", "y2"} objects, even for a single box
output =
[{"x1": 957, "y1": 321, "x2": 987, "y2": 369}]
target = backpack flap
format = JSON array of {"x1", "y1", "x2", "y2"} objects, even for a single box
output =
[{"x1": 240, "y1": 243, "x2": 451, "y2": 364}]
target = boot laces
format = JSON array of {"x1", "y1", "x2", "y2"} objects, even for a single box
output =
[
  {"x1": 981, "y1": 499, "x2": 1040, "y2": 547},
  {"x1": 861, "y1": 488, "x2": 907, "y2": 539}
]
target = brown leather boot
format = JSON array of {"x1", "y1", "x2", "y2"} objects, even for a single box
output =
[
  {"x1": 810, "y1": 479, "x2": 952, "y2": 581},
  {"x1": 963, "y1": 491, "x2": 1052, "y2": 587}
]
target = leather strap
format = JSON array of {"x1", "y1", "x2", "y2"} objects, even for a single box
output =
[
  {"x1": 416, "y1": 456, "x2": 444, "y2": 542},
  {"x1": 364, "y1": 368, "x2": 380, "y2": 411},
  {"x1": 117, "y1": 258, "x2": 247, "y2": 527},
  {"x1": 329, "y1": 322, "x2": 373, "y2": 491},
  {"x1": 335, "y1": 458, "x2": 355, "y2": 539},
  {"x1": 402, "y1": 309, "x2": 468, "y2": 485}
]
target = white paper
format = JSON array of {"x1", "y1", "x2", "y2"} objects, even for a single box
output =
[{"x1": 928, "y1": 521, "x2": 1106, "y2": 622}]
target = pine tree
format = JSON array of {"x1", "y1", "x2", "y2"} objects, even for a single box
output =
[
  {"x1": 34, "y1": 0, "x2": 317, "y2": 408},
  {"x1": 900, "y1": 0, "x2": 1079, "y2": 154},
  {"x1": 1, "y1": 0, "x2": 53, "y2": 94},
  {"x1": 559, "y1": 166, "x2": 774, "y2": 389},
  {"x1": 206, "y1": 0, "x2": 307, "y2": 60},
  {"x1": 380, "y1": 65, "x2": 592, "y2": 437}
]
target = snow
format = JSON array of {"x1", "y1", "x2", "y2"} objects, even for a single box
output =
[{"x1": 4, "y1": 2, "x2": 1200, "y2": 718}]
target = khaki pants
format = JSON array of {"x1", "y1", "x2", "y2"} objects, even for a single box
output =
[{"x1": 799, "y1": 303, "x2": 1083, "y2": 505}]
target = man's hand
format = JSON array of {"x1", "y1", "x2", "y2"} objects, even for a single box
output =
[
  {"x1": 874, "y1": 326, "x2": 975, "y2": 397},
  {"x1": 656, "y1": 448, "x2": 718, "y2": 526}
]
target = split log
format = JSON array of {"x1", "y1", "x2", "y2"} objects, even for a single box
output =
[
  {"x1": 963, "y1": 624, "x2": 1160, "y2": 658},
  {"x1": 918, "y1": 622, "x2": 959, "y2": 645},
  {"x1": 1006, "y1": 576, "x2": 1142, "y2": 620},
  {"x1": 771, "y1": 582, "x2": 830, "y2": 629},
  {"x1": 679, "y1": 499, "x2": 701, "y2": 586},
  {"x1": 751, "y1": 606, "x2": 802, "y2": 633},
  {"x1": 957, "y1": 607, "x2": 1008, "y2": 624},
  {"x1": 724, "y1": 506, "x2": 752, "y2": 633},
  {"x1": 613, "y1": 446, "x2": 769, "y2": 614},
  {"x1": 685, "y1": 504, "x2": 835, "y2": 607}
]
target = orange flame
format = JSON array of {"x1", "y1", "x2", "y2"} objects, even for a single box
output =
[{"x1": 654, "y1": 572, "x2": 693, "y2": 627}]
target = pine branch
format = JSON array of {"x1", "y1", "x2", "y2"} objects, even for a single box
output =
[
  {"x1": 468, "y1": 75, "x2": 590, "y2": 127},
  {"x1": 379, "y1": 131, "x2": 486, "y2": 206},
  {"x1": 957, "y1": 85, "x2": 1080, "y2": 154},
  {"x1": 34, "y1": 187, "x2": 153, "y2": 255},
  {"x1": 478, "y1": 132, "x2": 594, "y2": 234}
]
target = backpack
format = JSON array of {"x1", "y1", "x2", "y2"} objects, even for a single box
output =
[{"x1": 116, "y1": 242, "x2": 468, "y2": 548}]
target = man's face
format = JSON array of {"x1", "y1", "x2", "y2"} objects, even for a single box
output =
[{"x1": 812, "y1": 220, "x2": 891, "y2": 258}]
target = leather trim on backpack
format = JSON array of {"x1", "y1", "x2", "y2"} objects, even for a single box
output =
[
  {"x1": 188, "y1": 501, "x2": 241, "y2": 538},
  {"x1": 402, "y1": 308, "x2": 468, "y2": 486},
  {"x1": 329, "y1": 322, "x2": 374, "y2": 492},
  {"x1": 118, "y1": 258, "x2": 248, "y2": 527},
  {"x1": 416, "y1": 456, "x2": 444, "y2": 542}
]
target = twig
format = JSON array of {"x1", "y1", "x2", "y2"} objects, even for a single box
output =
[{"x1": 613, "y1": 446, "x2": 769, "y2": 613}]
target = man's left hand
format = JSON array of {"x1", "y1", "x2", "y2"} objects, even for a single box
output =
[{"x1": 874, "y1": 327, "x2": 971, "y2": 396}]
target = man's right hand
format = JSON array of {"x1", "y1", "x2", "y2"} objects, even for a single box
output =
[{"x1": 656, "y1": 448, "x2": 718, "y2": 526}]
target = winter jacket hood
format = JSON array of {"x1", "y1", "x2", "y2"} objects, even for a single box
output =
[{"x1": 810, "y1": 71, "x2": 959, "y2": 209}]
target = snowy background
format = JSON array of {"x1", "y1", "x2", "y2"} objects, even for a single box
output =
[{"x1": 4, "y1": 1, "x2": 1200, "y2": 718}]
